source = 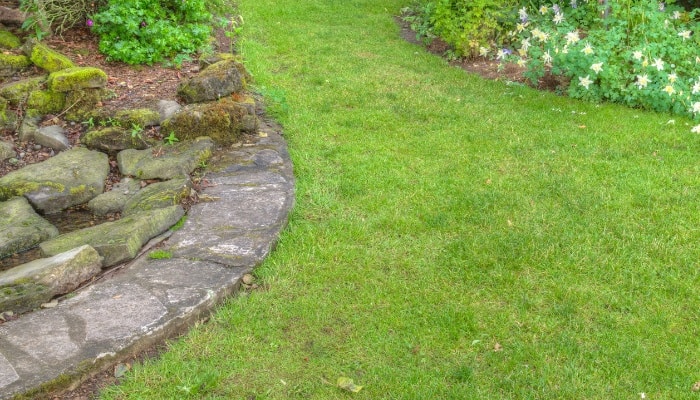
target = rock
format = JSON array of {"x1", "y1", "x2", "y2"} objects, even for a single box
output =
[
  {"x1": 118, "y1": 137, "x2": 214, "y2": 180},
  {"x1": 40, "y1": 205, "x2": 185, "y2": 267},
  {"x1": 87, "y1": 178, "x2": 141, "y2": 215},
  {"x1": 0, "y1": 76, "x2": 46, "y2": 106},
  {"x1": 0, "y1": 197, "x2": 58, "y2": 258},
  {"x1": 0, "y1": 147, "x2": 109, "y2": 214},
  {"x1": 0, "y1": 96, "x2": 16, "y2": 130},
  {"x1": 22, "y1": 39, "x2": 75, "y2": 72},
  {"x1": 80, "y1": 126, "x2": 152, "y2": 153},
  {"x1": 34, "y1": 125, "x2": 70, "y2": 151},
  {"x1": 199, "y1": 52, "x2": 238, "y2": 70},
  {"x1": 0, "y1": 140, "x2": 15, "y2": 160},
  {"x1": 46, "y1": 67, "x2": 108, "y2": 92},
  {"x1": 157, "y1": 100, "x2": 181, "y2": 123},
  {"x1": 122, "y1": 178, "x2": 191, "y2": 216},
  {"x1": 63, "y1": 88, "x2": 111, "y2": 122},
  {"x1": 161, "y1": 96, "x2": 257, "y2": 145},
  {"x1": 0, "y1": 30, "x2": 21, "y2": 49},
  {"x1": 113, "y1": 108, "x2": 161, "y2": 128},
  {"x1": 26, "y1": 89, "x2": 66, "y2": 117},
  {"x1": 18, "y1": 116, "x2": 41, "y2": 142},
  {"x1": 0, "y1": 245, "x2": 102, "y2": 314},
  {"x1": 0, "y1": 6, "x2": 26, "y2": 26},
  {"x1": 177, "y1": 58, "x2": 247, "y2": 103},
  {"x1": 0, "y1": 53, "x2": 31, "y2": 77}
]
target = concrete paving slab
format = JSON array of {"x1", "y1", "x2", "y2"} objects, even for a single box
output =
[{"x1": 0, "y1": 124, "x2": 294, "y2": 399}]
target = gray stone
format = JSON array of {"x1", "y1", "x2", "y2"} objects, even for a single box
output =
[
  {"x1": 0, "y1": 147, "x2": 109, "y2": 214},
  {"x1": 0, "y1": 6, "x2": 26, "y2": 26},
  {"x1": 40, "y1": 205, "x2": 185, "y2": 267},
  {"x1": 18, "y1": 116, "x2": 41, "y2": 142},
  {"x1": 122, "y1": 178, "x2": 191, "y2": 216},
  {"x1": 177, "y1": 59, "x2": 246, "y2": 103},
  {"x1": 87, "y1": 178, "x2": 141, "y2": 216},
  {"x1": 34, "y1": 125, "x2": 70, "y2": 151},
  {"x1": 117, "y1": 137, "x2": 214, "y2": 180},
  {"x1": 0, "y1": 197, "x2": 58, "y2": 259},
  {"x1": 80, "y1": 126, "x2": 151, "y2": 153},
  {"x1": 157, "y1": 100, "x2": 181, "y2": 123},
  {"x1": 0, "y1": 140, "x2": 14, "y2": 161},
  {"x1": 0, "y1": 245, "x2": 102, "y2": 314}
]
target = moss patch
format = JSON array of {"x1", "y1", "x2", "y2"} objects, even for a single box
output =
[
  {"x1": 26, "y1": 40, "x2": 76, "y2": 72},
  {"x1": 26, "y1": 89, "x2": 66, "y2": 116},
  {"x1": 47, "y1": 67, "x2": 108, "y2": 92},
  {"x1": 0, "y1": 76, "x2": 47, "y2": 106},
  {"x1": 0, "y1": 30, "x2": 21, "y2": 49}
]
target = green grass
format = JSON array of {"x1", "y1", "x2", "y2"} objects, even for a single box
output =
[{"x1": 100, "y1": 0, "x2": 700, "y2": 399}]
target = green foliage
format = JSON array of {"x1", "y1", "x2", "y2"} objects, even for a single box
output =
[
  {"x1": 129, "y1": 123, "x2": 142, "y2": 139},
  {"x1": 164, "y1": 131, "x2": 179, "y2": 145},
  {"x1": 418, "y1": 0, "x2": 519, "y2": 58},
  {"x1": 500, "y1": 1, "x2": 700, "y2": 128},
  {"x1": 91, "y1": 0, "x2": 212, "y2": 65}
]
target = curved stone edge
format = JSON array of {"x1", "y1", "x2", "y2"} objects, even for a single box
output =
[{"x1": 0, "y1": 122, "x2": 294, "y2": 399}]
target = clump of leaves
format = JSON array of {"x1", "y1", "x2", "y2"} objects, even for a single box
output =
[
  {"x1": 90, "y1": 0, "x2": 212, "y2": 65},
  {"x1": 148, "y1": 249, "x2": 172, "y2": 260}
]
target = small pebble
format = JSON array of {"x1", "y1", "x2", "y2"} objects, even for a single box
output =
[
  {"x1": 18, "y1": 152, "x2": 25, "y2": 158},
  {"x1": 8, "y1": 158, "x2": 18, "y2": 165},
  {"x1": 33, "y1": 144, "x2": 41, "y2": 150}
]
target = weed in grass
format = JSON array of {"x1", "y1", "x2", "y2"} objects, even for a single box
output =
[{"x1": 148, "y1": 249, "x2": 172, "y2": 260}]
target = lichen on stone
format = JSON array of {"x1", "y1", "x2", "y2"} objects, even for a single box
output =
[
  {"x1": 47, "y1": 67, "x2": 108, "y2": 92},
  {"x1": 26, "y1": 89, "x2": 66, "y2": 117}
]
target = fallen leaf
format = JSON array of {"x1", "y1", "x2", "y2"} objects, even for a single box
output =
[
  {"x1": 692, "y1": 381, "x2": 700, "y2": 391},
  {"x1": 493, "y1": 342, "x2": 503, "y2": 352},
  {"x1": 578, "y1": 125, "x2": 586, "y2": 129},
  {"x1": 114, "y1": 363, "x2": 131, "y2": 378},
  {"x1": 337, "y1": 377, "x2": 363, "y2": 393}
]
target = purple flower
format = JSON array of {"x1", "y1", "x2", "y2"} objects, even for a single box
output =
[
  {"x1": 86, "y1": 19, "x2": 93, "y2": 27},
  {"x1": 552, "y1": 4, "x2": 560, "y2": 14},
  {"x1": 140, "y1": 21, "x2": 147, "y2": 27}
]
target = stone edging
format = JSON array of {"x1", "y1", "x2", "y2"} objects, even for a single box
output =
[{"x1": 0, "y1": 116, "x2": 294, "y2": 399}]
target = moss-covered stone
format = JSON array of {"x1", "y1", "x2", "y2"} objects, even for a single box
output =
[
  {"x1": 0, "y1": 196, "x2": 59, "y2": 258},
  {"x1": 114, "y1": 108, "x2": 161, "y2": 128},
  {"x1": 80, "y1": 126, "x2": 153, "y2": 153},
  {"x1": 22, "y1": 39, "x2": 75, "y2": 72},
  {"x1": 40, "y1": 205, "x2": 185, "y2": 267},
  {"x1": 0, "y1": 282, "x2": 50, "y2": 314},
  {"x1": 0, "y1": 96, "x2": 16, "y2": 130},
  {"x1": 161, "y1": 96, "x2": 257, "y2": 145},
  {"x1": 177, "y1": 58, "x2": 247, "y2": 103},
  {"x1": 118, "y1": 137, "x2": 215, "y2": 180},
  {"x1": 26, "y1": 89, "x2": 66, "y2": 116},
  {"x1": 63, "y1": 88, "x2": 110, "y2": 122},
  {"x1": 0, "y1": 53, "x2": 31, "y2": 77},
  {"x1": 0, "y1": 76, "x2": 47, "y2": 106},
  {"x1": 47, "y1": 67, "x2": 107, "y2": 92},
  {"x1": 123, "y1": 178, "x2": 191, "y2": 216},
  {"x1": 0, "y1": 30, "x2": 21, "y2": 49}
]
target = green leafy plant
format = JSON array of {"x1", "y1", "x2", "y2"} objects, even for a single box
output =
[
  {"x1": 130, "y1": 123, "x2": 143, "y2": 139},
  {"x1": 91, "y1": 0, "x2": 212, "y2": 65},
  {"x1": 82, "y1": 117, "x2": 95, "y2": 129},
  {"x1": 495, "y1": 0, "x2": 700, "y2": 132},
  {"x1": 164, "y1": 131, "x2": 179, "y2": 145}
]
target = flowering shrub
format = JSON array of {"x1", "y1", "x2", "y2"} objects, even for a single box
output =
[
  {"x1": 91, "y1": 0, "x2": 212, "y2": 65},
  {"x1": 498, "y1": 1, "x2": 700, "y2": 130},
  {"x1": 19, "y1": 0, "x2": 96, "y2": 38}
]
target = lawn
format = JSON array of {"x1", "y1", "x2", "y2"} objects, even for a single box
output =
[{"x1": 101, "y1": 0, "x2": 700, "y2": 398}]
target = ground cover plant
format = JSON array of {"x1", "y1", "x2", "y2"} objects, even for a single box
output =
[
  {"x1": 406, "y1": 0, "x2": 700, "y2": 132},
  {"x1": 96, "y1": 0, "x2": 700, "y2": 398}
]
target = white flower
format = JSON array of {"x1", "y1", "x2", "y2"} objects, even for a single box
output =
[
  {"x1": 692, "y1": 102, "x2": 700, "y2": 114},
  {"x1": 579, "y1": 75, "x2": 593, "y2": 89},
  {"x1": 516, "y1": 22, "x2": 527, "y2": 32},
  {"x1": 668, "y1": 73, "x2": 677, "y2": 83},
  {"x1": 590, "y1": 62, "x2": 603, "y2": 74},
  {"x1": 517, "y1": 58, "x2": 527, "y2": 67},
  {"x1": 692, "y1": 80, "x2": 700, "y2": 94},
  {"x1": 565, "y1": 30, "x2": 580, "y2": 44},
  {"x1": 692, "y1": 124, "x2": 700, "y2": 133},
  {"x1": 553, "y1": 12, "x2": 564, "y2": 24},
  {"x1": 652, "y1": 58, "x2": 664, "y2": 71},
  {"x1": 540, "y1": 5, "x2": 549, "y2": 14},
  {"x1": 521, "y1": 38, "x2": 531, "y2": 52},
  {"x1": 632, "y1": 50, "x2": 643, "y2": 60},
  {"x1": 582, "y1": 42, "x2": 593, "y2": 55},
  {"x1": 636, "y1": 74, "x2": 650, "y2": 88},
  {"x1": 663, "y1": 85, "x2": 676, "y2": 95},
  {"x1": 543, "y1": 50, "x2": 552, "y2": 65},
  {"x1": 519, "y1": 7, "x2": 528, "y2": 20},
  {"x1": 672, "y1": 10, "x2": 681, "y2": 19},
  {"x1": 496, "y1": 48, "x2": 509, "y2": 60},
  {"x1": 479, "y1": 46, "x2": 490, "y2": 57},
  {"x1": 678, "y1": 30, "x2": 691, "y2": 40}
]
